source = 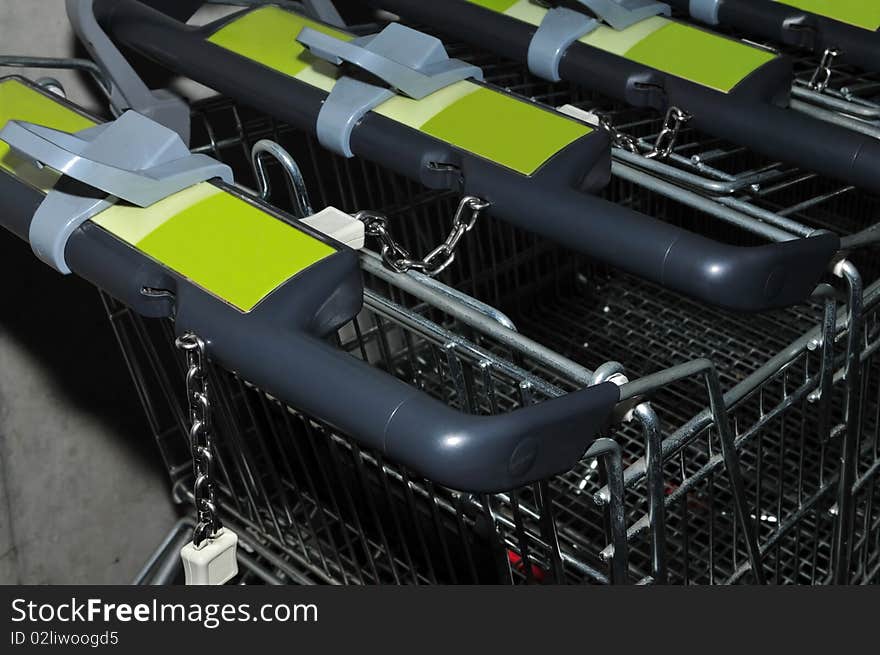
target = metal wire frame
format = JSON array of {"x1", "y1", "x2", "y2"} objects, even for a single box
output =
[
  {"x1": 668, "y1": 13, "x2": 880, "y2": 138},
  {"x1": 89, "y1": 88, "x2": 871, "y2": 583},
  {"x1": 102, "y1": 283, "x2": 669, "y2": 585},
  {"x1": 108, "y1": 266, "x2": 791, "y2": 586},
  {"x1": 103, "y1": 233, "x2": 878, "y2": 585},
  {"x1": 454, "y1": 49, "x2": 880, "y2": 583},
  {"x1": 134, "y1": 317, "x2": 878, "y2": 587},
  {"x1": 789, "y1": 53, "x2": 880, "y2": 138},
  {"x1": 7, "y1": 16, "x2": 878, "y2": 586},
  {"x1": 447, "y1": 43, "x2": 880, "y2": 256}
]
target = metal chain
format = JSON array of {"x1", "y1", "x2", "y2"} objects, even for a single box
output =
[
  {"x1": 645, "y1": 106, "x2": 692, "y2": 160},
  {"x1": 599, "y1": 106, "x2": 691, "y2": 160},
  {"x1": 598, "y1": 116, "x2": 640, "y2": 154},
  {"x1": 808, "y1": 47, "x2": 841, "y2": 93},
  {"x1": 355, "y1": 195, "x2": 490, "y2": 277},
  {"x1": 176, "y1": 332, "x2": 221, "y2": 549}
]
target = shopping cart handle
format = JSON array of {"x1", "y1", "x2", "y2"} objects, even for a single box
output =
[
  {"x1": 0, "y1": 75, "x2": 619, "y2": 495},
  {"x1": 0, "y1": 165, "x2": 619, "y2": 494},
  {"x1": 472, "y1": 179, "x2": 840, "y2": 313},
  {"x1": 94, "y1": 0, "x2": 840, "y2": 311},
  {"x1": 169, "y1": 265, "x2": 621, "y2": 494},
  {"x1": 367, "y1": 0, "x2": 880, "y2": 197},
  {"x1": 667, "y1": 0, "x2": 880, "y2": 71}
]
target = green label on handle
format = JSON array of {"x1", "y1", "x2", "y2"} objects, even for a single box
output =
[
  {"x1": 778, "y1": 1, "x2": 880, "y2": 31},
  {"x1": 0, "y1": 79, "x2": 96, "y2": 190},
  {"x1": 0, "y1": 78, "x2": 335, "y2": 312},
  {"x1": 208, "y1": 6, "x2": 593, "y2": 176},
  {"x1": 468, "y1": 0, "x2": 778, "y2": 92}
]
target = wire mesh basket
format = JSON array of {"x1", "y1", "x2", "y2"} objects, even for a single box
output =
[
  {"x1": 102, "y1": 70, "x2": 880, "y2": 584},
  {"x1": 0, "y1": 2, "x2": 877, "y2": 589},
  {"x1": 457, "y1": 48, "x2": 880, "y2": 585}
]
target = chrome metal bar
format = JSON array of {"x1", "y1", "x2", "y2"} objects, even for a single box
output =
[
  {"x1": 633, "y1": 402, "x2": 667, "y2": 584},
  {"x1": 612, "y1": 162, "x2": 803, "y2": 242},
  {"x1": 792, "y1": 84, "x2": 880, "y2": 121},
  {"x1": 714, "y1": 195, "x2": 820, "y2": 238},
  {"x1": 832, "y1": 260, "x2": 865, "y2": 584},
  {"x1": 615, "y1": 148, "x2": 769, "y2": 195},
  {"x1": 790, "y1": 98, "x2": 880, "y2": 140},
  {"x1": 361, "y1": 250, "x2": 596, "y2": 387},
  {"x1": 586, "y1": 438, "x2": 629, "y2": 584},
  {"x1": 613, "y1": 280, "x2": 880, "y2": 494},
  {"x1": 406, "y1": 268, "x2": 519, "y2": 332},
  {"x1": 363, "y1": 289, "x2": 568, "y2": 399}
]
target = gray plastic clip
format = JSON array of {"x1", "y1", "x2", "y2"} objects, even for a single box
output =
[
  {"x1": 66, "y1": 0, "x2": 192, "y2": 144},
  {"x1": 0, "y1": 111, "x2": 232, "y2": 274},
  {"x1": 688, "y1": 0, "x2": 721, "y2": 25},
  {"x1": 528, "y1": 1, "x2": 670, "y2": 81},
  {"x1": 575, "y1": 0, "x2": 671, "y2": 31},
  {"x1": 528, "y1": 8, "x2": 600, "y2": 82},
  {"x1": 297, "y1": 23, "x2": 483, "y2": 157}
]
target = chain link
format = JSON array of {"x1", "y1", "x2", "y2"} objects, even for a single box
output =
[
  {"x1": 808, "y1": 47, "x2": 841, "y2": 93},
  {"x1": 355, "y1": 195, "x2": 489, "y2": 276},
  {"x1": 599, "y1": 106, "x2": 691, "y2": 160},
  {"x1": 598, "y1": 116, "x2": 640, "y2": 154},
  {"x1": 644, "y1": 106, "x2": 691, "y2": 160},
  {"x1": 176, "y1": 332, "x2": 221, "y2": 549}
]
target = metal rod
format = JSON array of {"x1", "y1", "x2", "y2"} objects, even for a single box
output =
[
  {"x1": 633, "y1": 402, "x2": 667, "y2": 584},
  {"x1": 0, "y1": 55, "x2": 111, "y2": 96},
  {"x1": 791, "y1": 84, "x2": 880, "y2": 121},
  {"x1": 363, "y1": 289, "x2": 567, "y2": 399},
  {"x1": 832, "y1": 260, "x2": 864, "y2": 584},
  {"x1": 251, "y1": 139, "x2": 313, "y2": 218},
  {"x1": 611, "y1": 162, "x2": 803, "y2": 243},
  {"x1": 715, "y1": 195, "x2": 821, "y2": 238},
  {"x1": 616, "y1": 148, "x2": 753, "y2": 195},
  {"x1": 704, "y1": 363, "x2": 766, "y2": 584},
  {"x1": 790, "y1": 98, "x2": 880, "y2": 140},
  {"x1": 586, "y1": 438, "x2": 629, "y2": 584},
  {"x1": 406, "y1": 268, "x2": 519, "y2": 332},
  {"x1": 361, "y1": 250, "x2": 596, "y2": 386}
]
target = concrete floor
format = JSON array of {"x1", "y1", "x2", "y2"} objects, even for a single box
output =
[
  {"x1": 0, "y1": 0, "x2": 179, "y2": 584},
  {"x1": 0, "y1": 0, "x2": 105, "y2": 113}
]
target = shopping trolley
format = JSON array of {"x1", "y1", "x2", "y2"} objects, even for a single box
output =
[
  {"x1": 86, "y1": 0, "x2": 843, "y2": 313},
  {"x1": 358, "y1": 0, "x2": 880, "y2": 195},
  {"x1": 174, "y1": 16, "x2": 880, "y2": 584},
  {"x1": 104, "y1": 87, "x2": 880, "y2": 585},
  {"x1": 444, "y1": 40, "x2": 880, "y2": 584},
  {"x1": 2, "y1": 2, "x2": 880, "y2": 586},
  {"x1": 2, "y1": 72, "x2": 769, "y2": 585},
  {"x1": 115, "y1": 66, "x2": 880, "y2": 584}
]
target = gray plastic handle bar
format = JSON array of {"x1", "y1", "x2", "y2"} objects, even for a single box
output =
[
  {"x1": 173, "y1": 276, "x2": 621, "y2": 493},
  {"x1": 91, "y1": 0, "x2": 842, "y2": 313},
  {"x1": 667, "y1": 0, "x2": 880, "y2": 72},
  {"x1": 0, "y1": 162, "x2": 620, "y2": 494}
]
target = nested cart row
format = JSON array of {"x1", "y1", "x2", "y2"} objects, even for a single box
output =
[
  {"x1": 0, "y1": 0, "x2": 878, "y2": 585},
  {"x1": 109, "y1": 81, "x2": 880, "y2": 583}
]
